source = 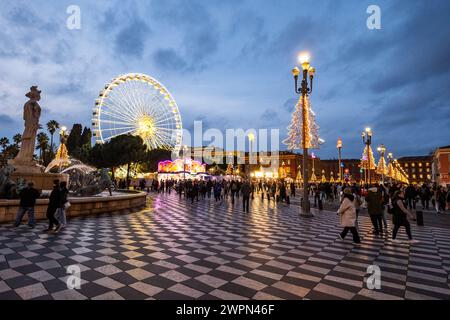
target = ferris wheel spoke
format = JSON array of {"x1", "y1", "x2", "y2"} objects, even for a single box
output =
[
  {"x1": 105, "y1": 94, "x2": 138, "y2": 122},
  {"x1": 102, "y1": 128, "x2": 136, "y2": 141},
  {"x1": 100, "y1": 126, "x2": 136, "y2": 132},
  {"x1": 98, "y1": 108, "x2": 136, "y2": 124},
  {"x1": 115, "y1": 83, "x2": 143, "y2": 119},
  {"x1": 128, "y1": 81, "x2": 147, "y2": 119},
  {"x1": 95, "y1": 119, "x2": 134, "y2": 126},
  {"x1": 108, "y1": 86, "x2": 140, "y2": 119}
]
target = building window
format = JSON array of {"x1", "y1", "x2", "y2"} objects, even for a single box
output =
[
  {"x1": 427, "y1": 168, "x2": 430, "y2": 173},
  {"x1": 420, "y1": 174, "x2": 423, "y2": 179},
  {"x1": 412, "y1": 174, "x2": 416, "y2": 179},
  {"x1": 419, "y1": 163, "x2": 422, "y2": 167},
  {"x1": 427, "y1": 174, "x2": 431, "y2": 180},
  {"x1": 419, "y1": 168, "x2": 422, "y2": 172},
  {"x1": 287, "y1": 160, "x2": 290, "y2": 165},
  {"x1": 405, "y1": 163, "x2": 409, "y2": 167},
  {"x1": 426, "y1": 162, "x2": 430, "y2": 167},
  {"x1": 411, "y1": 168, "x2": 416, "y2": 173},
  {"x1": 411, "y1": 163, "x2": 415, "y2": 167}
]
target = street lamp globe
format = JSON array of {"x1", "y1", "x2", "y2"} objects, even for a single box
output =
[{"x1": 298, "y1": 52, "x2": 311, "y2": 70}]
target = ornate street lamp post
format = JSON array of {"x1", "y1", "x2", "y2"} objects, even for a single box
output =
[
  {"x1": 361, "y1": 127, "x2": 373, "y2": 185},
  {"x1": 387, "y1": 152, "x2": 393, "y2": 184},
  {"x1": 337, "y1": 137, "x2": 343, "y2": 182},
  {"x1": 292, "y1": 53, "x2": 315, "y2": 217},
  {"x1": 183, "y1": 145, "x2": 188, "y2": 181}
]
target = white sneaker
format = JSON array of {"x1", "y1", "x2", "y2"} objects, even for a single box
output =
[{"x1": 409, "y1": 239, "x2": 420, "y2": 244}]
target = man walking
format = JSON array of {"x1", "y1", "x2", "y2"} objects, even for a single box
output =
[
  {"x1": 367, "y1": 185, "x2": 384, "y2": 235},
  {"x1": 13, "y1": 181, "x2": 41, "y2": 229},
  {"x1": 241, "y1": 179, "x2": 251, "y2": 213}
]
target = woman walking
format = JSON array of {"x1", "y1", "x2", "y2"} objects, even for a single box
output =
[
  {"x1": 392, "y1": 190, "x2": 419, "y2": 244},
  {"x1": 337, "y1": 188, "x2": 361, "y2": 244},
  {"x1": 55, "y1": 181, "x2": 69, "y2": 233}
]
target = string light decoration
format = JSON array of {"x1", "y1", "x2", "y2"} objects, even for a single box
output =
[
  {"x1": 296, "y1": 166, "x2": 303, "y2": 182},
  {"x1": 330, "y1": 171, "x2": 335, "y2": 183},
  {"x1": 360, "y1": 145, "x2": 376, "y2": 170},
  {"x1": 376, "y1": 156, "x2": 387, "y2": 176},
  {"x1": 284, "y1": 96, "x2": 322, "y2": 150},
  {"x1": 226, "y1": 164, "x2": 234, "y2": 176}
]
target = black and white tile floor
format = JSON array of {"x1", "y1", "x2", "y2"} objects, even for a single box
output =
[{"x1": 1, "y1": 192, "x2": 450, "y2": 300}]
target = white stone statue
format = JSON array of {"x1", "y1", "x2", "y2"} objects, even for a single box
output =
[{"x1": 9, "y1": 86, "x2": 43, "y2": 173}]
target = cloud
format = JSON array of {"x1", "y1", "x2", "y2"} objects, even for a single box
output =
[
  {"x1": 150, "y1": 0, "x2": 219, "y2": 72},
  {"x1": 153, "y1": 49, "x2": 187, "y2": 71},
  {"x1": 114, "y1": 18, "x2": 151, "y2": 58}
]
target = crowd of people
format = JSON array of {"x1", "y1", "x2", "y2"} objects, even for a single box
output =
[
  {"x1": 142, "y1": 178, "x2": 450, "y2": 245},
  {"x1": 11, "y1": 174, "x2": 450, "y2": 243}
]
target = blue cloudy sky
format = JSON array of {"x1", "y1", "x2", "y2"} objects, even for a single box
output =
[{"x1": 0, "y1": 0, "x2": 449, "y2": 159}]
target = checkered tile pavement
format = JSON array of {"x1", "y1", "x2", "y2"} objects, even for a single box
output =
[{"x1": 1, "y1": 192, "x2": 450, "y2": 300}]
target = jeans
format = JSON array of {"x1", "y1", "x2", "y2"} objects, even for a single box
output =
[
  {"x1": 407, "y1": 198, "x2": 416, "y2": 210},
  {"x1": 340, "y1": 227, "x2": 361, "y2": 243},
  {"x1": 47, "y1": 207, "x2": 60, "y2": 229},
  {"x1": 55, "y1": 208, "x2": 67, "y2": 225},
  {"x1": 243, "y1": 196, "x2": 250, "y2": 213},
  {"x1": 382, "y1": 206, "x2": 388, "y2": 227},
  {"x1": 370, "y1": 215, "x2": 383, "y2": 234},
  {"x1": 392, "y1": 222, "x2": 412, "y2": 240},
  {"x1": 14, "y1": 207, "x2": 35, "y2": 227}
]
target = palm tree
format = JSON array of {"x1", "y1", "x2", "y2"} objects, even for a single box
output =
[
  {"x1": 12, "y1": 134, "x2": 22, "y2": 146},
  {"x1": 46, "y1": 120, "x2": 60, "y2": 152},
  {"x1": 0, "y1": 137, "x2": 9, "y2": 151},
  {"x1": 0, "y1": 137, "x2": 10, "y2": 165},
  {"x1": 36, "y1": 132, "x2": 49, "y2": 164}
]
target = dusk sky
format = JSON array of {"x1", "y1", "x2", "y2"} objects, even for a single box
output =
[{"x1": 0, "y1": 0, "x2": 449, "y2": 159}]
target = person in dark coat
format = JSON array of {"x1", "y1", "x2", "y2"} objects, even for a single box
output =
[
  {"x1": 44, "y1": 180, "x2": 61, "y2": 232},
  {"x1": 241, "y1": 180, "x2": 251, "y2": 213},
  {"x1": 392, "y1": 190, "x2": 419, "y2": 244},
  {"x1": 55, "y1": 181, "x2": 69, "y2": 233},
  {"x1": 13, "y1": 181, "x2": 41, "y2": 229},
  {"x1": 366, "y1": 186, "x2": 384, "y2": 235}
]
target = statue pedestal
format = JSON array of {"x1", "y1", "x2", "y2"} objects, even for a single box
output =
[{"x1": 8, "y1": 159, "x2": 69, "y2": 190}]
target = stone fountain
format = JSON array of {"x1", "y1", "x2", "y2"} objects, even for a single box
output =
[{"x1": 8, "y1": 86, "x2": 68, "y2": 190}]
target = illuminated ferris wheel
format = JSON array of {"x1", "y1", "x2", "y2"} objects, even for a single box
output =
[{"x1": 92, "y1": 73, "x2": 182, "y2": 153}]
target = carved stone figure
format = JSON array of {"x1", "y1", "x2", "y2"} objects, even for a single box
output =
[
  {"x1": 69, "y1": 168, "x2": 113, "y2": 197},
  {"x1": 0, "y1": 165, "x2": 16, "y2": 198},
  {"x1": 9, "y1": 86, "x2": 43, "y2": 173}
]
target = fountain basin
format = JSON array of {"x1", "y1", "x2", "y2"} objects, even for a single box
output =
[{"x1": 0, "y1": 190, "x2": 147, "y2": 224}]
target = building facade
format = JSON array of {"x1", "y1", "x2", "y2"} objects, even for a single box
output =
[
  {"x1": 432, "y1": 146, "x2": 450, "y2": 186},
  {"x1": 397, "y1": 156, "x2": 433, "y2": 185}
]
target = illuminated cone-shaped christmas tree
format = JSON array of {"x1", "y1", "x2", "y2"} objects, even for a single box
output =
[
  {"x1": 387, "y1": 162, "x2": 394, "y2": 178},
  {"x1": 360, "y1": 145, "x2": 376, "y2": 170},
  {"x1": 321, "y1": 171, "x2": 326, "y2": 183},
  {"x1": 330, "y1": 172, "x2": 335, "y2": 183},
  {"x1": 310, "y1": 171, "x2": 317, "y2": 182},
  {"x1": 376, "y1": 156, "x2": 387, "y2": 176},
  {"x1": 283, "y1": 96, "x2": 322, "y2": 150},
  {"x1": 226, "y1": 164, "x2": 233, "y2": 175}
]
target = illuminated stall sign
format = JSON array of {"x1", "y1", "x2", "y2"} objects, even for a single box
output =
[{"x1": 158, "y1": 159, "x2": 207, "y2": 175}]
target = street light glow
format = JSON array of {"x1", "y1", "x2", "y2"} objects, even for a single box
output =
[{"x1": 298, "y1": 52, "x2": 311, "y2": 70}]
